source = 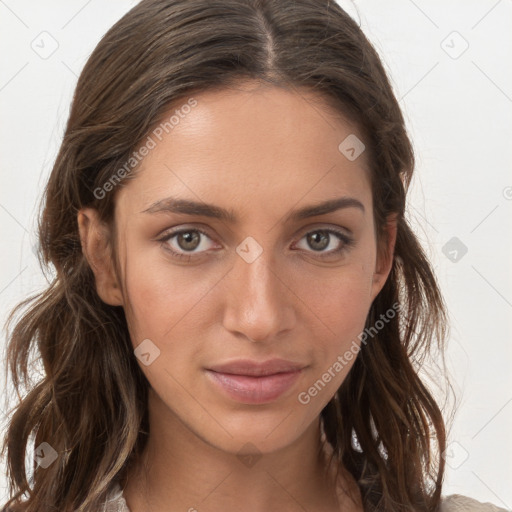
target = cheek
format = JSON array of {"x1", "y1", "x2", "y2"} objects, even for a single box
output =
[
  {"x1": 120, "y1": 253, "x2": 190, "y2": 343},
  {"x1": 292, "y1": 265, "x2": 374, "y2": 404},
  {"x1": 121, "y1": 250, "x2": 224, "y2": 349},
  {"x1": 291, "y1": 254, "x2": 375, "y2": 373},
  {"x1": 295, "y1": 257, "x2": 374, "y2": 333},
  {"x1": 290, "y1": 271, "x2": 373, "y2": 410}
]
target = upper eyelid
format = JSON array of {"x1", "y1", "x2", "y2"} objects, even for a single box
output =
[
  {"x1": 158, "y1": 224, "x2": 352, "y2": 249},
  {"x1": 159, "y1": 221, "x2": 353, "y2": 238}
]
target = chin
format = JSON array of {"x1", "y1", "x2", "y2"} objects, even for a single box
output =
[{"x1": 190, "y1": 406, "x2": 317, "y2": 456}]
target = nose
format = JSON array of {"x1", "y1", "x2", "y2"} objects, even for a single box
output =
[{"x1": 221, "y1": 246, "x2": 296, "y2": 344}]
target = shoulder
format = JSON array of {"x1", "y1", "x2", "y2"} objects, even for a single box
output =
[
  {"x1": 102, "y1": 482, "x2": 130, "y2": 512},
  {"x1": 102, "y1": 483, "x2": 512, "y2": 512},
  {"x1": 440, "y1": 494, "x2": 510, "y2": 512}
]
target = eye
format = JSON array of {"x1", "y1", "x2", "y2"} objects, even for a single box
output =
[
  {"x1": 156, "y1": 227, "x2": 217, "y2": 261},
  {"x1": 156, "y1": 226, "x2": 355, "y2": 262},
  {"x1": 294, "y1": 228, "x2": 355, "y2": 259}
]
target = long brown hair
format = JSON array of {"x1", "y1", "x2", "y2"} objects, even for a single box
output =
[{"x1": 1, "y1": 1, "x2": 452, "y2": 510}]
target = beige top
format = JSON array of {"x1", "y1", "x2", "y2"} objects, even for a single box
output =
[{"x1": 102, "y1": 482, "x2": 510, "y2": 511}]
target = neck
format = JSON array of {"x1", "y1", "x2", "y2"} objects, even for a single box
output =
[{"x1": 120, "y1": 389, "x2": 360, "y2": 512}]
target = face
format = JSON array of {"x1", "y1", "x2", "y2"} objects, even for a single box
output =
[{"x1": 79, "y1": 81, "x2": 396, "y2": 455}]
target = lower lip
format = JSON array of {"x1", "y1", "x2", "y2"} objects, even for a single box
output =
[{"x1": 205, "y1": 369, "x2": 303, "y2": 404}]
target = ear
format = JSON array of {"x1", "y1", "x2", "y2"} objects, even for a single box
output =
[
  {"x1": 370, "y1": 213, "x2": 398, "y2": 301},
  {"x1": 77, "y1": 208, "x2": 124, "y2": 306}
]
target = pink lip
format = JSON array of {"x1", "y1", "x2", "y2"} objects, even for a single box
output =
[
  {"x1": 205, "y1": 369, "x2": 303, "y2": 404},
  {"x1": 205, "y1": 359, "x2": 307, "y2": 404},
  {"x1": 207, "y1": 358, "x2": 306, "y2": 376}
]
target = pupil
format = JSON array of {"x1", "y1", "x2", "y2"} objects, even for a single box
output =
[
  {"x1": 309, "y1": 231, "x2": 328, "y2": 251},
  {"x1": 179, "y1": 231, "x2": 199, "y2": 250}
]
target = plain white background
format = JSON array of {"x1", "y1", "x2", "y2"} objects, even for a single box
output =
[{"x1": 1, "y1": 0, "x2": 511, "y2": 508}]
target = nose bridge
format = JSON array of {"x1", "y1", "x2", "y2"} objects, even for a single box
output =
[{"x1": 222, "y1": 235, "x2": 294, "y2": 342}]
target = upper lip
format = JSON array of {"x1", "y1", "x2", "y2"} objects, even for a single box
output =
[{"x1": 206, "y1": 359, "x2": 307, "y2": 377}]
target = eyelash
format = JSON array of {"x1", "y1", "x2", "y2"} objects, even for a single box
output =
[{"x1": 156, "y1": 227, "x2": 355, "y2": 261}]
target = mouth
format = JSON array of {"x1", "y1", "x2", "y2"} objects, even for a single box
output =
[
  {"x1": 204, "y1": 359, "x2": 307, "y2": 404},
  {"x1": 206, "y1": 358, "x2": 306, "y2": 376},
  {"x1": 204, "y1": 368, "x2": 304, "y2": 404}
]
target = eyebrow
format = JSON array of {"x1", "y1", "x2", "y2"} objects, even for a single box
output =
[{"x1": 141, "y1": 195, "x2": 365, "y2": 223}]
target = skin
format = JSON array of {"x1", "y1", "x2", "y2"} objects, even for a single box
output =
[{"x1": 78, "y1": 81, "x2": 397, "y2": 512}]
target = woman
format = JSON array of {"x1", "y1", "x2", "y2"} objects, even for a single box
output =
[{"x1": 1, "y1": 1, "x2": 507, "y2": 511}]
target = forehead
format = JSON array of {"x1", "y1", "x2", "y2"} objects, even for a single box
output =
[{"x1": 117, "y1": 82, "x2": 372, "y2": 217}]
